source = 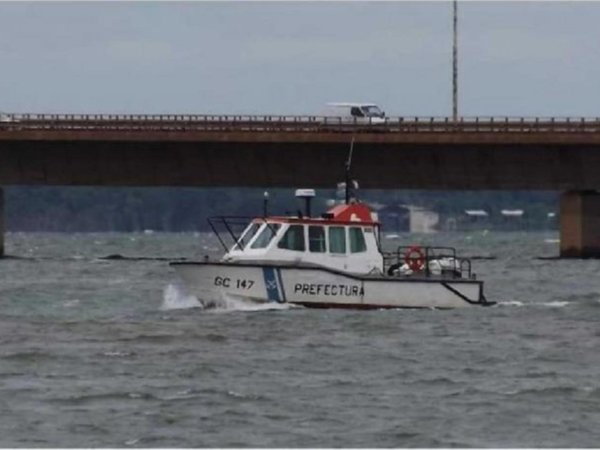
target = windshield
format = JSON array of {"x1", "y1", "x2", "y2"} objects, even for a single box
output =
[
  {"x1": 231, "y1": 222, "x2": 261, "y2": 251},
  {"x1": 250, "y1": 223, "x2": 281, "y2": 249},
  {"x1": 361, "y1": 106, "x2": 384, "y2": 118}
]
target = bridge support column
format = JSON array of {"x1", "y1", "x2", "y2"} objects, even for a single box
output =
[
  {"x1": 0, "y1": 187, "x2": 4, "y2": 257},
  {"x1": 560, "y1": 190, "x2": 600, "y2": 258}
]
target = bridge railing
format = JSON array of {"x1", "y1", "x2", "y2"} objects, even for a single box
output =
[{"x1": 2, "y1": 113, "x2": 600, "y2": 133}]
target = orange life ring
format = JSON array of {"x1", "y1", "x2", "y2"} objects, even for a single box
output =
[{"x1": 405, "y1": 245, "x2": 426, "y2": 272}]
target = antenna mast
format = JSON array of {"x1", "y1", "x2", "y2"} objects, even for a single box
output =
[{"x1": 345, "y1": 138, "x2": 354, "y2": 204}]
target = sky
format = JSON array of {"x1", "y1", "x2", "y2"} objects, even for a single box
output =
[{"x1": 1, "y1": 1, "x2": 599, "y2": 117}]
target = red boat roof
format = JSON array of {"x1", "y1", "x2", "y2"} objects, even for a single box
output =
[{"x1": 327, "y1": 203, "x2": 375, "y2": 223}]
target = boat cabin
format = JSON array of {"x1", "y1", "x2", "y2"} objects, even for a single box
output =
[
  {"x1": 207, "y1": 189, "x2": 474, "y2": 280},
  {"x1": 222, "y1": 203, "x2": 384, "y2": 274}
]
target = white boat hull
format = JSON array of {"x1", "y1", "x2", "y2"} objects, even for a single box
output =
[{"x1": 171, "y1": 262, "x2": 489, "y2": 309}]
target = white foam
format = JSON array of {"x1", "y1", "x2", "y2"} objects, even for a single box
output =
[
  {"x1": 209, "y1": 293, "x2": 294, "y2": 313},
  {"x1": 162, "y1": 389, "x2": 196, "y2": 400},
  {"x1": 103, "y1": 351, "x2": 134, "y2": 358},
  {"x1": 536, "y1": 301, "x2": 571, "y2": 308},
  {"x1": 161, "y1": 283, "x2": 294, "y2": 313},
  {"x1": 62, "y1": 299, "x2": 80, "y2": 308},
  {"x1": 496, "y1": 300, "x2": 571, "y2": 308},
  {"x1": 496, "y1": 300, "x2": 524, "y2": 307},
  {"x1": 160, "y1": 283, "x2": 203, "y2": 310}
]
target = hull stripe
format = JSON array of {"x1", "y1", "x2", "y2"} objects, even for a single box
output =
[
  {"x1": 276, "y1": 268, "x2": 287, "y2": 302},
  {"x1": 262, "y1": 267, "x2": 280, "y2": 302}
]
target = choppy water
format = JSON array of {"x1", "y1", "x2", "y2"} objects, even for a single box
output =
[{"x1": 1, "y1": 231, "x2": 600, "y2": 447}]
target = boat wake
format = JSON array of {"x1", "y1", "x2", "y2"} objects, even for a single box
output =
[
  {"x1": 212, "y1": 294, "x2": 295, "y2": 312},
  {"x1": 495, "y1": 300, "x2": 573, "y2": 308},
  {"x1": 161, "y1": 283, "x2": 203, "y2": 310},
  {"x1": 160, "y1": 283, "x2": 294, "y2": 313},
  {"x1": 495, "y1": 300, "x2": 525, "y2": 307},
  {"x1": 535, "y1": 300, "x2": 572, "y2": 308}
]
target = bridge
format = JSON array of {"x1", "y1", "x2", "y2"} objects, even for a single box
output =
[{"x1": 2, "y1": 113, "x2": 600, "y2": 257}]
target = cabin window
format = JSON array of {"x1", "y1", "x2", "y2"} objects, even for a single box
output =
[
  {"x1": 250, "y1": 223, "x2": 281, "y2": 249},
  {"x1": 329, "y1": 226, "x2": 346, "y2": 254},
  {"x1": 349, "y1": 227, "x2": 367, "y2": 253},
  {"x1": 308, "y1": 226, "x2": 326, "y2": 253},
  {"x1": 350, "y1": 107, "x2": 364, "y2": 118},
  {"x1": 277, "y1": 225, "x2": 305, "y2": 251},
  {"x1": 362, "y1": 105, "x2": 384, "y2": 118}
]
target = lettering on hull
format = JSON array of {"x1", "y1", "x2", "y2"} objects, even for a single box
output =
[
  {"x1": 293, "y1": 283, "x2": 364, "y2": 297},
  {"x1": 214, "y1": 276, "x2": 254, "y2": 290}
]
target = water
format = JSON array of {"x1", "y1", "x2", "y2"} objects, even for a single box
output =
[{"x1": 1, "y1": 231, "x2": 600, "y2": 447}]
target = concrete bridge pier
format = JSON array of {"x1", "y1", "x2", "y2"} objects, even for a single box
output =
[
  {"x1": 0, "y1": 187, "x2": 4, "y2": 257},
  {"x1": 560, "y1": 190, "x2": 600, "y2": 258}
]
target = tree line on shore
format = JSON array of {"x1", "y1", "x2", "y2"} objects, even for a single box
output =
[{"x1": 5, "y1": 187, "x2": 558, "y2": 232}]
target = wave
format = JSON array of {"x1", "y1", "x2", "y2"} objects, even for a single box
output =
[
  {"x1": 161, "y1": 283, "x2": 295, "y2": 313},
  {"x1": 210, "y1": 293, "x2": 295, "y2": 313},
  {"x1": 160, "y1": 283, "x2": 202, "y2": 310},
  {"x1": 2, "y1": 350, "x2": 70, "y2": 361},
  {"x1": 61, "y1": 299, "x2": 81, "y2": 308},
  {"x1": 102, "y1": 350, "x2": 136, "y2": 358},
  {"x1": 535, "y1": 300, "x2": 571, "y2": 307},
  {"x1": 502, "y1": 385, "x2": 585, "y2": 397},
  {"x1": 496, "y1": 300, "x2": 524, "y2": 307},
  {"x1": 50, "y1": 387, "x2": 268, "y2": 407},
  {"x1": 50, "y1": 391, "x2": 157, "y2": 405},
  {"x1": 494, "y1": 300, "x2": 572, "y2": 308},
  {"x1": 407, "y1": 376, "x2": 461, "y2": 386}
]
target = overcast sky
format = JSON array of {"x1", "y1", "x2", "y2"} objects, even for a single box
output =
[{"x1": 1, "y1": 1, "x2": 599, "y2": 117}]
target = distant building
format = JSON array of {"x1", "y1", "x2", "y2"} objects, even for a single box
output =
[
  {"x1": 378, "y1": 204, "x2": 410, "y2": 232},
  {"x1": 408, "y1": 206, "x2": 439, "y2": 233},
  {"x1": 377, "y1": 204, "x2": 438, "y2": 233},
  {"x1": 456, "y1": 209, "x2": 491, "y2": 231},
  {"x1": 501, "y1": 209, "x2": 524, "y2": 217},
  {"x1": 464, "y1": 209, "x2": 489, "y2": 218},
  {"x1": 500, "y1": 209, "x2": 525, "y2": 230}
]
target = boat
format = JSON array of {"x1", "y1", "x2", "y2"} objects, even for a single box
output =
[
  {"x1": 171, "y1": 139, "x2": 492, "y2": 310},
  {"x1": 170, "y1": 189, "x2": 492, "y2": 309}
]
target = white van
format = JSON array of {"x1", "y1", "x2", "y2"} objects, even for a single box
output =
[
  {"x1": 0, "y1": 112, "x2": 14, "y2": 123},
  {"x1": 320, "y1": 102, "x2": 386, "y2": 125}
]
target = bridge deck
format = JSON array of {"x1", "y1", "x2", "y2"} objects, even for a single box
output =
[
  {"x1": 2, "y1": 114, "x2": 600, "y2": 135},
  {"x1": 1, "y1": 114, "x2": 600, "y2": 190}
]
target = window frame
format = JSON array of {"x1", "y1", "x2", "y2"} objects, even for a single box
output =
[
  {"x1": 232, "y1": 222, "x2": 261, "y2": 251},
  {"x1": 249, "y1": 223, "x2": 281, "y2": 249},
  {"x1": 308, "y1": 225, "x2": 327, "y2": 253}
]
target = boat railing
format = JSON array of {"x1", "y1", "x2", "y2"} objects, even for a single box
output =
[
  {"x1": 383, "y1": 246, "x2": 475, "y2": 279},
  {"x1": 207, "y1": 216, "x2": 276, "y2": 253}
]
